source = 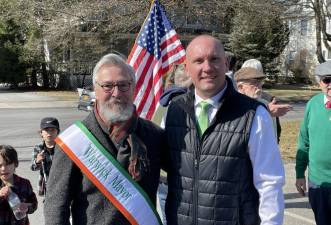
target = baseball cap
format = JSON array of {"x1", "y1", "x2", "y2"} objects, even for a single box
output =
[
  {"x1": 234, "y1": 67, "x2": 266, "y2": 81},
  {"x1": 315, "y1": 61, "x2": 331, "y2": 77},
  {"x1": 40, "y1": 117, "x2": 60, "y2": 130}
]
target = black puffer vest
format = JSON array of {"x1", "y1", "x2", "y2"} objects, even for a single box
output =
[{"x1": 165, "y1": 80, "x2": 262, "y2": 225}]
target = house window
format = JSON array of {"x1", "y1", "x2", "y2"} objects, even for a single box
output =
[{"x1": 301, "y1": 19, "x2": 308, "y2": 36}]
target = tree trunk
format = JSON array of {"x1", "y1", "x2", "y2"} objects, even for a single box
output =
[{"x1": 314, "y1": 0, "x2": 326, "y2": 63}]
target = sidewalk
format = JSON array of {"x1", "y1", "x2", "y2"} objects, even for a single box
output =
[{"x1": 0, "y1": 90, "x2": 77, "y2": 108}]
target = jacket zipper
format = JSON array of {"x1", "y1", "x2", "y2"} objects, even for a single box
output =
[{"x1": 193, "y1": 132, "x2": 202, "y2": 225}]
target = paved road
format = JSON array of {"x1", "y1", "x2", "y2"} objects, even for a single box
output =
[
  {"x1": 281, "y1": 102, "x2": 306, "y2": 122},
  {"x1": 0, "y1": 91, "x2": 315, "y2": 225}
]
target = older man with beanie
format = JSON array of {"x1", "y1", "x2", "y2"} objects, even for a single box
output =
[
  {"x1": 165, "y1": 35, "x2": 285, "y2": 225},
  {"x1": 295, "y1": 60, "x2": 331, "y2": 225},
  {"x1": 45, "y1": 53, "x2": 164, "y2": 225}
]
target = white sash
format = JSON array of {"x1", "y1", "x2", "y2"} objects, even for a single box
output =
[{"x1": 55, "y1": 121, "x2": 162, "y2": 225}]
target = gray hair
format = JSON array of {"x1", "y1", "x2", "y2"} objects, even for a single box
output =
[
  {"x1": 242, "y1": 59, "x2": 263, "y2": 73},
  {"x1": 92, "y1": 53, "x2": 136, "y2": 85},
  {"x1": 315, "y1": 75, "x2": 322, "y2": 83}
]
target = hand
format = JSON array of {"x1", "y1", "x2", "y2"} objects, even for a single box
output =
[
  {"x1": 268, "y1": 99, "x2": 293, "y2": 117},
  {"x1": 295, "y1": 178, "x2": 307, "y2": 197},
  {"x1": 0, "y1": 186, "x2": 10, "y2": 198},
  {"x1": 18, "y1": 203, "x2": 30, "y2": 213},
  {"x1": 36, "y1": 152, "x2": 45, "y2": 163}
]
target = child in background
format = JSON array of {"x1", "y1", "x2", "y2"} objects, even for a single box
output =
[
  {"x1": 31, "y1": 117, "x2": 59, "y2": 196},
  {"x1": 0, "y1": 145, "x2": 38, "y2": 225}
]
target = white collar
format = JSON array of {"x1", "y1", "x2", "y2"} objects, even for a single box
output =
[{"x1": 194, "y1": 81, "x2": 228, "y2": 108}]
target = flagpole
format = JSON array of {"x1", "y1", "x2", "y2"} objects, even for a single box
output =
[
  {"x1": 132, "y1": 0, "x2": 157, "y2": 44},
  {"x1": 127, "y1": 0, "x2": 186, "y2": 120}
]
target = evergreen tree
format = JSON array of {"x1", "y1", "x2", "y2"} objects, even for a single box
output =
[{"x1": 228, "y1": 1, "x2": 289, "y2": 78}]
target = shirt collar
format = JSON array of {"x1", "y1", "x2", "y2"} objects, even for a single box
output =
[
  {"x1": 194, "y1": 81, "x2": 228, "y2": 108},
  {"x1": 324, "y1": 95, "x2": 331, "y2": 104}
]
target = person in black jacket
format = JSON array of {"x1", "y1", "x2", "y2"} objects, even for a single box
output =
[
  {"x1": 31, "y1": 117, "x2": 59, "y2": 196},
  {"x1": 164, "y1": 35, "x2": 285, "y2": 225},
  {"x1": 44, "y1": 53, "x2": 164, "y2": 225}
]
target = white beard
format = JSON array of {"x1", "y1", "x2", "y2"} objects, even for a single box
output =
[
  {"x1": 99, "y1": 98, "x2": 134, "y2": 124},
  {"x1": 246, "y1": 88, "x2": 262, "y2": 99}
]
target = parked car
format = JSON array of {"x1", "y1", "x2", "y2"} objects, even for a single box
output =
[{"x1": 77, "y1": 87, "x2": 95, "y2": 111}]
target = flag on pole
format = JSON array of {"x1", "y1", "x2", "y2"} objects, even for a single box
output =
[{"x1": 128, "y1": 0, "x2": 186, "y2": 120}]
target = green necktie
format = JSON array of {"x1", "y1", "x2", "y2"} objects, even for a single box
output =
[{"x1": 197, "y1": 101, "x2": 210, "y2": 136}]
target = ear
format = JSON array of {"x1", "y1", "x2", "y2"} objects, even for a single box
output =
[{"x1": 184, "y1": 61, "x2": 189, "y2": 77}]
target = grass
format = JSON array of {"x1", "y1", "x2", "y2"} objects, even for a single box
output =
[
  {"x1": 266, "y1": 85, "x2": 320, "y2": 103},
  {"x1": 279, "y1": 120, "x2": 301, "y2": 162}
]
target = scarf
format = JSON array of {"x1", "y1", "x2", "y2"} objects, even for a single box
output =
[{"x1": 96, "y1": 105, "x2": 149, "y2": 181}]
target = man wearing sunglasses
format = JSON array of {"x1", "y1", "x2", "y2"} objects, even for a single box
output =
[
  {"x1": 45, "y1": 53, "x2": 165, "y2": 225},
  {"x1": 295, "y1": 60, "x2": 331, "y2": 225}
]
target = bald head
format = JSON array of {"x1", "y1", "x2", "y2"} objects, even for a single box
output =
[
  {"x1": 185, "y1": 35, "x2": 228, "y2": 99},
  {"x1": 186, "y1": 35, "x2": 225, "y2": 60}
]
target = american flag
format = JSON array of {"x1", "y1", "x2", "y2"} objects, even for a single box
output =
[{"x1": 128, "y1": 0, "x2": 185, "y2": 120}]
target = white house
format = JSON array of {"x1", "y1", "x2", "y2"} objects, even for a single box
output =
[{"x1": 281, "y1": 0, "x2": 331, "y2": 81}]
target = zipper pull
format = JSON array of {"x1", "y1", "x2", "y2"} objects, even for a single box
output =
[{"x1": 194, "y1": 158, "x2": 198, "y2": 168}]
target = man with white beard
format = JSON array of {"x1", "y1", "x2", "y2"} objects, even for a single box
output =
[
  {"x1": 234, "y1": 67, "x2": 279, "y2": 139},
  {"x1": 235, "y1": 67, "x2": 266, "y2": 99},
  {"x1": 45, "y1": 53, "x2": 165, "y2": 225}
]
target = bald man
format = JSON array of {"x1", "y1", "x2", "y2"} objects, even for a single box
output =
[{"x1": 164, "y1": 35, "x2": 285, "y2": 225}]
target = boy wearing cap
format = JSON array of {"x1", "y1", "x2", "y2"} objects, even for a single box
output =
[
  {"x1": 295, "y1": 61, "x2": 331, "y2": 225},
  {"x1": 31, "y1": 117, "x2": 60, "y2": 196}
]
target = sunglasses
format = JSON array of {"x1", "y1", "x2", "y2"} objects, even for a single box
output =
[{"x1": 321, "y1": 77, "x2": 331, "y2": 85}]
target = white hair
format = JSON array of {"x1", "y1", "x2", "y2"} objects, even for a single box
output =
[
  {"x1": 92, "y1": 53, "x2": 136, "y2": 86},
  {"x1": 242, "y1": 59, "x2": 263, "y2": 73},
  {"x1": 315, "y1": 75, "x2": 322, "y2": 83}
]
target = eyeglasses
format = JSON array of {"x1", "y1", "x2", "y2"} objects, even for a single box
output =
[
  {"x1": 321, "y1": 77, "x2": 331, "y2": 85},
  {"x1": 242, "y1": 78, "x2": 265, "y2": 86},
  {"x1": 95, "y1": 81, "x2": 132, "y2": 93}
]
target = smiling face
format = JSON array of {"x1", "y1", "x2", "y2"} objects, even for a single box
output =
[
  {"x1": 0, "y1": 155, "x2": 16, "y2": 183},
  {"x1": 185, "y1": 35, "x2": 228, "y2": 99}
]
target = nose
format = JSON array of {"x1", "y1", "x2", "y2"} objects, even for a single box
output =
[
  {"x1": 111, "y1": 85, "x2": 122, "y2": 97},
  {"x1": 202, "y1": 60, "x2": 213, "y2": 71}
]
